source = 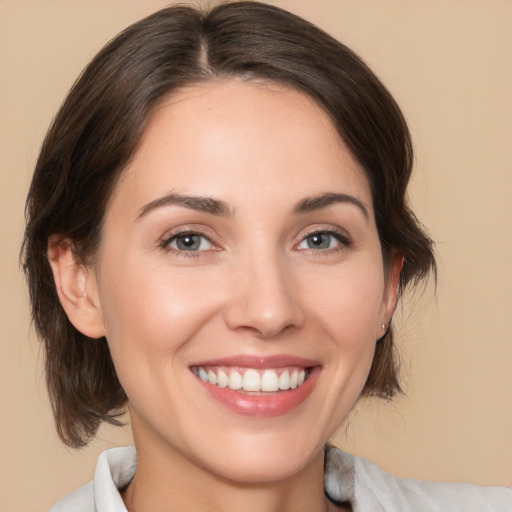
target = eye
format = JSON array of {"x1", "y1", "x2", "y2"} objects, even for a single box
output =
[
  {"x1": 165, "y1": 232, "x2": 213, "y2": 252},
  {"x1": 296, "y1": 230, "x2": 349, "y2": 251}
]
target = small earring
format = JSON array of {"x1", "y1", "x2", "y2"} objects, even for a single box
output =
[{"x1": 376, "y1": 323, "x2": 388, "y2": 344}]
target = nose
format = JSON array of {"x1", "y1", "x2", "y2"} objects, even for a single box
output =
[{"x1": 223, "y1": 254, "x2": 305, "y2": 338}]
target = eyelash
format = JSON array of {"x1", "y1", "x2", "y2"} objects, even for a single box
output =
[
  {"x1": 160, "y1": 227, "x2": 351, "y2": 257},
  {"x1": 160, "y1": 229, "x2": 217, "y2": 258},
  {"x1": 295, "y1": 228, "x2": 351, "y2": 253}
]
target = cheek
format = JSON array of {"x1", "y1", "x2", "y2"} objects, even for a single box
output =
[
  {"x1": 306, "y1": 259, "x2": 385, "y2": 389},
  {"x1": 306, "y1": 261, "x2": 385, "y2": 342},
  {"x1": 97, "y1": 257, "x2": 223, "y2": 366}
]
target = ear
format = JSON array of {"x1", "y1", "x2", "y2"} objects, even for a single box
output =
[
  {"x1": 47, "y1": 235, "x2": 106, "y2": 339},
  {"x1": 379, "y1": 253, "x2": 404, "y2": 335}
]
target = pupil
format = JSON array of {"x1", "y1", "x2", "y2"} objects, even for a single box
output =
[
  {"x1": 178, "y1": 235, "x2": 200, "y2": 250},
  {"x1": 308, "y1": 233, "x2": 329, "y2": 249}
]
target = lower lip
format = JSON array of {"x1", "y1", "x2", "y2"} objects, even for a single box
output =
[{"x1": 195, "y1": 367, "x2": 320, "y2": 417}]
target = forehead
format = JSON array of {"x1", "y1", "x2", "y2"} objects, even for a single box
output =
[{"x1": 109, "y1": 79, "x2": 372, "y2": 215}]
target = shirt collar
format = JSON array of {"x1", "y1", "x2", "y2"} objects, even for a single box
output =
[{"x1": 92, "y1": 445, "x2": 355, "y2": 511}]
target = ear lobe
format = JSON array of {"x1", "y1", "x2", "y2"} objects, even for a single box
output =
[{"x1": 47, "y1": 235, "x2": 106, "y2": 339}]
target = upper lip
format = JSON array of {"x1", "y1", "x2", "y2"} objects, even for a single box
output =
[{"x1": 189, "y1": 354, "x2": 321, "y2": 369}]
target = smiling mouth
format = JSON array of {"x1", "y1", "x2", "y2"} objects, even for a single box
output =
[{"x1": 191, "y1": 366, "x2": 312, "y2": 393}]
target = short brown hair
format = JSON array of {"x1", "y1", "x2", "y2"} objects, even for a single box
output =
[{"x1": 22, "y1": 1, "x2": 435, "y2": 447}]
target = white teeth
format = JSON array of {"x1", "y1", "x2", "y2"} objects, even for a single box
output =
[
  {"x1": 261, "y1": 369, "x2": 279, "y2": 391},
  {"x1": 278, "y1": 370, "x2": 290, "y2": 390},
  {"x1": 195, "y1": 366, "x2": 310, "y2": 392},
  {"x1": 207, "y1": 370, "x2": 218, "y2": 385},
  {"x1": 290, "y1": 370, "x2": 298, "y2": 389},
  {"x1": 198, "y1": 367, "x2": 208, "y2": 382},
  {"x1": 228, "y1": 371, "x2": 243, "y2": 390},
  {"x1": 217, "y1": 370, "x2": 229, "y2": 388},
  {"x1": 243, "y1": 369, "x2": 261, "y2": 391}
]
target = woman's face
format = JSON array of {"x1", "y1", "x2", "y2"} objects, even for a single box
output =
[{"x1": 87, "y1": 80, "x2": 399, "y2": 482}]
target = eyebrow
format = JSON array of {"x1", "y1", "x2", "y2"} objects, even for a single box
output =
[
  {"x1": 293, "y1": 192, "x2": 369, "y2": 220},
  {"x1": 137, "y1": 192, "x2": 233, "y2": 220},
  {"x1": 137, "y1": 191, "x2": 369, "y2": 221}
]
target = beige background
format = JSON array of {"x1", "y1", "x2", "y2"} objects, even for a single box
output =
[{"x1": 1, "y1": 1, "x2": 511, "y2": 510}]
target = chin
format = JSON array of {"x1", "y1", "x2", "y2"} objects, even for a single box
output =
[
  {"x1": 195, "y1": 430, "x2": 325, "y2": 484},
  {"x1": 211, "y1": 453, "x2": 314, "y2": 484}
]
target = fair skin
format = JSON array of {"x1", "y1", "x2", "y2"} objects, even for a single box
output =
[{"x1": 49, "y1": 80, "x2": 401, "y2": 512}]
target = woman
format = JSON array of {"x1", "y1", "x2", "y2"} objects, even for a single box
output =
[{"x1": 21, "y1": 2, "x2": 512, "y2": 511}]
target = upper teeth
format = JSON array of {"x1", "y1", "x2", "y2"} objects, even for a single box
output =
[{"x1": 193, "y1": 367, "x2": 307, "y2": 392}]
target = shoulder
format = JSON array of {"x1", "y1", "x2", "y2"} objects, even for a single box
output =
[
  {"x1": 47, "y1": 446, "x2": 136, "y2": 512},
  {"x1": 325, "y1": 445, "x2": 512, "y2": 512}
]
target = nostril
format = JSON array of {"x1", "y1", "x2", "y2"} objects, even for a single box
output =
[{"x1": 223, "y1": 264, "x2": 306, "y2": 336}]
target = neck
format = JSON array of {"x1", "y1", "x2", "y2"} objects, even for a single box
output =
[{"x1": 122, "y1": 430, "x2": 338, "y2": 512}]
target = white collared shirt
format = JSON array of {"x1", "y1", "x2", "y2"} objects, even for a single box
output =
[{"x1": 48, "y1": 445, "x2": 512, "y2": 511}]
